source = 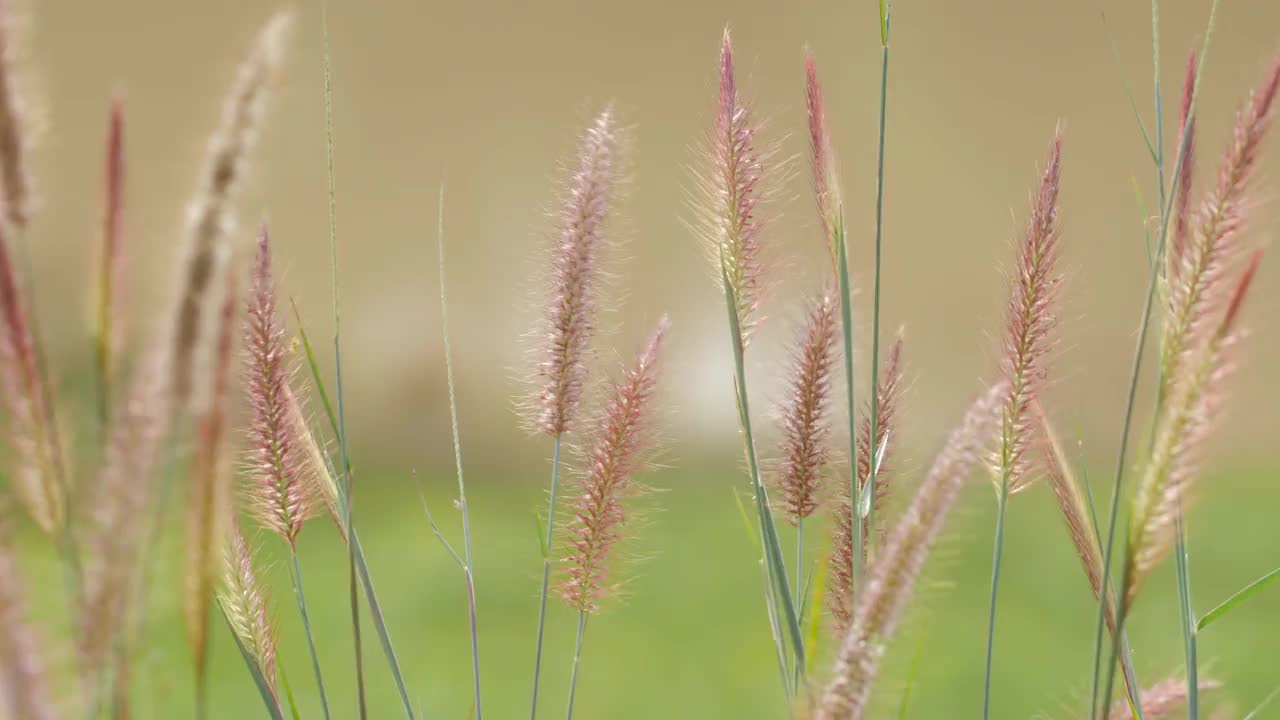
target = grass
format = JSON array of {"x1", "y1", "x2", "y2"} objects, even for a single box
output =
[{"x1": 14, "y1": 462, "x2": 1280, "y2": 718}]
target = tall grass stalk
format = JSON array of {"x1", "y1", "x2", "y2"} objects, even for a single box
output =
[
  {"x1": 291, "y1": 304, "x2": 415, "y2": 718},
  {"x1": 318, "y1": 5, "x2": 374, "y2": 716},
  {"x1": 835, "y1": 211, "x2": 859, "y2": 604},
  {"x1": 289, "y1": 552, "x2": 331, "y2": 720},
  {"x1": 437, "y1": 184, "x2": 483, "y2": 719},
  {"x1": 1089, "y1": 5, "x2": 1218, "y2": 717},
  {"x1": 865, "y1": 0, "x2": 892, "y2": 561},
  {"x1": 530, "y1": 435, "x2": 563, "y2": 719},
  {"x1": 1147, "y1": 4, "x2": 1201, "y2": 713},
  {"x1": 722, "y1": 266, "x2": 805, "y2": 678},
  {"x1": 566, "y1": 611, "x2": 587, "y2": 720}
]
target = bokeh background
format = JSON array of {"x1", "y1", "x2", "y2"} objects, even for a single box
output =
[{"x1": 12, "y1": 0, "x2": 1280, "y2": 717}]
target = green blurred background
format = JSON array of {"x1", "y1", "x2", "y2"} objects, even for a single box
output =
[{"x1": 12, "y1": 0, "x2": 1280, "y2": 717}]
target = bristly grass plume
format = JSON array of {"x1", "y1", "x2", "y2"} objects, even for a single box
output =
[
  {"x1": 0, "y1": 509, "x2": 56, "y2": 720},
  {"x1": 984, "y1": 128, "x2": 1064, "y2": 719},
  {"x1": 529, "y1": 105, "x2": 622, "y2": 720},
  {"x1": 243, "y1": 225, "x2": 321, "y2": 547},
  {"x1": 171, "y1": 11, "x2": 290, "y2": 415},
  {"x1": 818, "y1": 382, "x2": 1006, "y2": 720}
]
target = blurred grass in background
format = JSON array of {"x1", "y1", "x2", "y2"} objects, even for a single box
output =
[
  {"x1": 22, "y1": 464, "x2": 1280, "y2": 717},
  {"x1": 10, "y1": 0, "x2": 1280, "y2": 717}
]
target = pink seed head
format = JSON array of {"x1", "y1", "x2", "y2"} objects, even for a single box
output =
[
  {"x1": 559, "y1": 316, "x2": 668, "y2": 614},
  {"x1": 243, "y1": 225, "x2": 316, "y2": 546},
  {"x1": 775, "y1": 289, "x2": 838, "y2": 523},
  {"x1": 532, "y1": 107, "x2": 619, "y2": 437}
]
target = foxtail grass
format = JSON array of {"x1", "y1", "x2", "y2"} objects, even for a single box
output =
[
  {"x1": 817, "y1": 382, "x2": 1006, "y2": 720},
  {"x1": 695, "y1": 28, "x2": 804, "y2": 688},
  {"x1": 184, "y1": 272, "x2": 238, "y2": 718},
  {"x1": 559, "y1": 317, "x2": 668, "y2": 718},
  {"x1": 983, "y1": 128, "x2": 1064, "y2": 719},
  {"x1": 527, "y1": 106, "x2": 620, "y2": 720},
  {"x1": 95, "y1": 100, "x2": 126, "y2": 426}
]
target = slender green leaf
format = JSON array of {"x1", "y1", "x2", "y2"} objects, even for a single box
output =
[
  {"x1": 351, "y1": 531, "x2": 415, "y2": 718},
  {"x1": 1197, "y1": 566, "x2": 1280, "y2": 631},
  {"x1": 278, "y1": 662, "x2": 303, "y2": 720}
]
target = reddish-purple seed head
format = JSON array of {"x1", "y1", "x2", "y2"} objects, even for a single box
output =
[
  {"x1": 533, "y1": 108, "x2": 619, "y2": 437},
  {"x1": 776, "y1": 289, "x2": 837, "y2": 523},
  {"x1": 997, "y1": 129, "x2": 1063, "y2": 494},
  {"x1": 559, "y1": 317, "x2": 668, "y2": 613},
  {"x1": 243, "y1": 225, "x2": 315, "y2": 545}
]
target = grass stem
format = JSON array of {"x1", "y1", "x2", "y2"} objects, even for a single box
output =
[
  {"x1": 530, "y1": 434, "x2": 564, "y2": 720},
  {"x1": 289, "y1": 551, "x2": 331, "y2": 720},
  {"x1": 437, "y1": 184, "x2": 483, "y2": 719},
  {"x1": 981, "y1": 473, "x2": 1009, "y2": 720},
  {"x1": 1088, "y1": 6, "x2": 1218, "y2": 717},
  {"x1": 866, "y1": 0, "x2": 892, "y2": 562},
  {"x1": 566, "y1": 611, "x2": 588, "y2": 720}
]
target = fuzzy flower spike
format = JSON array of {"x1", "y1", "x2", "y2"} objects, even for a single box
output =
[
  {"x1": 996, "y1": 128, "x2": 1064, "y2": 495},
  {"x1": 560, "y1": 316, "x2": 669, "y2": 613},
  {"x1": 804, "y1": 51, "x2": 842, "y2": 265},
  {"x1": 242, "y1": 225, "x2": 319, "y2": 547},
  {"x1": 693, "y1": 28, "x2": 775, "y2": 345},
  {"x1": 532, "y1": 107, "x2": 620, "y2": 437},
  {"x1": 818, "y1": 382, "x2": 1006, "y2": 720},
  {"x1": 775, "y1": 288, "x2": 838, "y2": 524}
]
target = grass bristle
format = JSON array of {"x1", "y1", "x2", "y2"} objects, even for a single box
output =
[
  {"x1": 530, "y1": 107, "x2": 620, "y2": 438},
  {"x1": 171, "y1": 11, "x2": 290, "y2": 414},
  {"x1": 559, "y1": 316, "x2": 668, "y2": 614},
  {"x1": 775, "y1": 288, "x2": 838, "y2": 524}
]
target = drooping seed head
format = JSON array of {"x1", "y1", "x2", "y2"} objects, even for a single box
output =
[
  {"x1": 1127, "y1": 252, "x2": 1261, "y2": 609},
  {"x1": 691, "y1": 28, "x2": 777, "y2": 345},
  {"x1": 219, "y1": 520, "x2": 278, "y2": 698},
  {"x1": 1162, "y1": 54, "x2": 1280, "y2": 391},
  {"x1": 775, "y1": 288, "x2": 838, "y2": 523},
  {"x1": 242, "y1": 225, "x2": 319, "y2": 546},
  {"x1": 172, "y1": 11, "x2": 291, "y2": 416},
  {"x1": 559, "y1": 316, "x2": 668, "y2": 614},
  {"x1": 818, "y1": 382, "x2": 1006, "y2": 720},
  {"x1": 530, "y1": 107, "x2": 621, "y2": 437},
  {"x1": 994, "y1": 128, "x2": 1064, "y2": 495},
  {"x1": 805, "y1": 51, "x2": 842, "y2": 264}
]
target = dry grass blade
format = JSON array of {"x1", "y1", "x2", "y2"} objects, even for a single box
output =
[{"x1": 817, "y1": 382, "x2": 1006, "y2": 720}]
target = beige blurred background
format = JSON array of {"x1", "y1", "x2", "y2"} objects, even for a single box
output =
[{"x1": 21, "y1": 0, "x2": 1280, "y2": 471}]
